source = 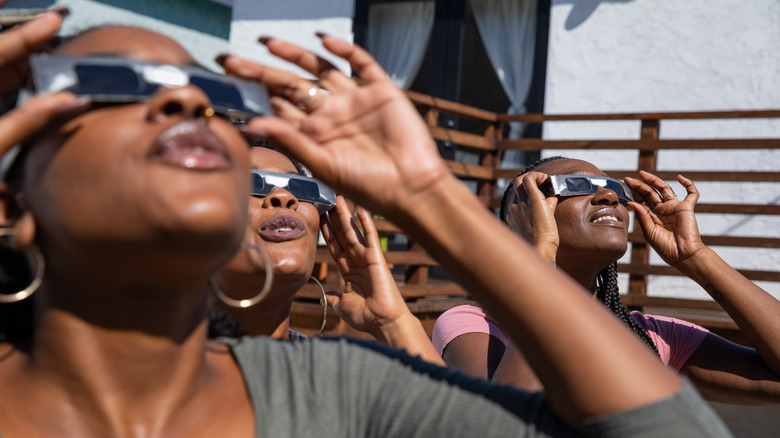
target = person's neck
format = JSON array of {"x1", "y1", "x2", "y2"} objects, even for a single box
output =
[
  {"x1": 556, "y1": 260, "x2": 601, "y2": 296},
  {"x1": 217, "y1": 277, "x2": 300, "y2": 339},
  {"x1": 228, "y1": 294, "x2": 294, "y2": 339},
  {"x1": 214, "y1": 268, "x2": 308, "y2": 339},
  {"x1": 13, "y1": 285, "x2": 222, "y2": 436},
  {"x1": 33, "y1": 304, "x2": 211, "y2": 399}
]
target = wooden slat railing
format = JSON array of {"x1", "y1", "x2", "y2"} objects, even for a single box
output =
[{"x1": 290, "y1": 94, "x2": 780, "y2": 344}]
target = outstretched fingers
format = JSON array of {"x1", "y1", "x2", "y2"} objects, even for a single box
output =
[
  {"x1": 241, "y1": 116, "x2": 331, "y2": 179},
  {"x1": 625, "y1": 173, "x2": 657, "y2": 205},
  {"x1": 217, "y1": 54, "x2": 327, "y2": 110},
  {"x1": 0, "y1": 10, "x2": 66, "y2": 95},
  {"x1": 324, "y1": 290, "x2": 344, "y2": 312},
  {"x1": 320, "y1": 213, "x2": 343, "y2": 259},
  {"x1": 269, "y1": 96, "x2": 308, "y2": 129},
  {"x1": 676, "y1": 174, "x2": 700, "y2": 206},
  {"x1": 0, "y1": 10, "x2": 62, "y2": 62},
  {"x1": 261, "y1": 36, "x2": 356, "y2": 92},
  {"x1": 638, "y1": 170, "x2": 678, "y2": 203},
  {"x1": 519, "y1": 172, "x2": 551, "y2": 204},
  {"x1": 318, "y1": 34, "x2": 389, "y2": 84},
  {"x1": 329, "y1": 196, "x2": 366, "y2": 251},
  {"x1": 0, "y1": 93, "x2": 85, "y2": 156},
  {"x1": 354, "y1": 206, "x2": 380, "y2": 250},
  {"x1": 628, "y1": 200, "x2": 660, "y2": 234}
]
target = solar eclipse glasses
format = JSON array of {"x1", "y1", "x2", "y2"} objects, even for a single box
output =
[
  {"x1": 542, "y1": 174, "x2": 634, "y2": 206},
  {"x1": 27, "y1": 54, "x2": 271, "y2": 123},
  {"x1": 251, "y1": 170, "x2": 337, "y2": 215}
]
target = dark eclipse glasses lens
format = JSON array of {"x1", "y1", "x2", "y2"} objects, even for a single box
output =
[
  {"x1": 546, "y1": 175, "x2": 633, "y2": 206},
  {"x1": 27, "y1": 54, "x2": 271, "y2": 123},
  {"x1": 72, "y1": 65, "x2": 243, "y2": 109},
  {"x1": 251, "y1": 170, "x2": 336, "y2": 215},
  {"x1": 189, "y1": 76, "x2": 245, "y2": 111},
  {"x1": 74, "y1": 65, "x2": 147, "y2": 95}
]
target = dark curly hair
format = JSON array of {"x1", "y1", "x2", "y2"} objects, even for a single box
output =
[{"x1": 500, "y1": 156, "x2": 660, "y2": 358}]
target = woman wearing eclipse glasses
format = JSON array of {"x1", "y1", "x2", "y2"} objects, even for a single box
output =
[
  {"x1": 24, "y1": 31, "x2": 439, "y2": 355},
  {"x1": 209, "y1": 142, "x2": 444, "y2": 364},
  {"x1": 0, "y1": 11, "x2": 731, "y2": 437},
  {"x1": 434, "y1": 156, "x2": 780, "y2": 404}
]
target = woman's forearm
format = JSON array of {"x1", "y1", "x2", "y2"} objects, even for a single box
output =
[
  {"x1": 390, "y1": 173, "x2": 682, "y2": 421},
  {"x1": 373, "y1": 312, "x2": 445, "y2": 366},
  {"x1": 679, "y1": 247, "x2": 780, "y2": 374}
]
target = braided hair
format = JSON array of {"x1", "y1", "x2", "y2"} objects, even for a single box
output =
[{"x1": 500, "y1": 156, "x2": 661, "y2": 358}]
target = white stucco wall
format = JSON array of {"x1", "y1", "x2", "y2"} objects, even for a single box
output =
[{"x1": 543, "y1": 0, "x2": 780, "y2": 297}]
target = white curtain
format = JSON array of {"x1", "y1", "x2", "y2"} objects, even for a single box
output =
[
  {"x1": 470, "y1": 0, "x2": 537, "y2": 170},
  {"x1": 367, "y1": 2, "x2": 435, "y2": 89}
]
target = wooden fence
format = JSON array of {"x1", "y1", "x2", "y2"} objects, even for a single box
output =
[{"x1": 291, "y1": 92, "x2": 780, "y2": 345}]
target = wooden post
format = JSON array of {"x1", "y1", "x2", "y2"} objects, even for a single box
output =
[
  {"x1": 404, "y1": 241, "x2": 429, "y2": 286},
  {"x1": 627, "y1": 119, "x2": 660, "y2": 309},
  {"x1": 477, "y1": 121, "x2": 501, "y2": 210}
]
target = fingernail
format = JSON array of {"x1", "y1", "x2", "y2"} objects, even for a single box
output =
[
  {"x1": 51, "y1": 6, "x2": 71, "y2": 18},
  {"x1": 257, "y1": 35, "x2": 272, "y2": 45},
  {"x1": 214, "y1": 53, "x2": 229, "y2": 66},
  {"x1": 315, "y1": 31, "x2": 327, "y2": 39}
]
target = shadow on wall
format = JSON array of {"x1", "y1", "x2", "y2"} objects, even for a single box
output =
[
  {"x1": 555, "y1": 0, "x2": 635, "y2": 30},
  {"x1": 722, "y1": 192, "x2": 780, "y2": 236}
]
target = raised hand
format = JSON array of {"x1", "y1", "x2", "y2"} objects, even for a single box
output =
[
  {"x1": 321, "y1": 196, "x2": 444, "y2": 364},
  {"x1": 508, "y1": 171, "x2": 560, "y2": 265},
  {"x1": 625, "y1": 171, "x2": 706, "y2": 269},
  {"x1": 0, "y1": 7, "x2": 67, "y2": 97},
  {"x1": 320, "y1": 196, "x2": 407, "y2": 334},
  {"x1": 0, "y1": 92, "x2": 88, "y2": 249},
  {"x1": 0, "y1": 92, "x2": 85, "y2": 159},
  {"x1": 219, "y1": 35, "x2": 451, "y2": 222}
]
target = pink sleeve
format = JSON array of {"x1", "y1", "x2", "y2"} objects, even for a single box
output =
[
  {"x1": 432, "y1": 305, "x2": 509, "y2": 355},
  {"x1": 630, "y1": 311, "x2": 709, "y2": 371}
]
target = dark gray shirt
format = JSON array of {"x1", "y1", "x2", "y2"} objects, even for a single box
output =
[{"x1": 226, "y1": 335, "x2": 734, "y2": 438}]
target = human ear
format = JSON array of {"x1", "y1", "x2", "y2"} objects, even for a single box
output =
[{"x1": 0, "y1": 185, "x2": 36, "y2": 251}]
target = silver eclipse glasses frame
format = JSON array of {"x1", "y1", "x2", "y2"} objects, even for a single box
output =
[
  {"x1": 546, "y1": 174, "x2": 634, "y2": 206},
  {"x1": 26, "y1": 54, "x2": 271, "y2": 123},
  {"x1": 251, "y1": 170, "x2": 337, "y2": 215}
]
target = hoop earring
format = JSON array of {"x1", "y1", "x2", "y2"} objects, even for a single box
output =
[
  {"x1": 0, "y1": 243, "x2": 45, "y2": 304},
  {"x1": 310, "y1": 276, "x2": 327, "y2": 336},
  {"x1": 210, "y1": 242, "x2": 274, "y2": 308}
]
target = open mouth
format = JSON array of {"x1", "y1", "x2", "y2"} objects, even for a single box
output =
[
  {"x1": 592, "y1": 215, "x2": 620, "y2": 224},
  {"x1": 150, "y1": 120, "x2": 229, "y2": 169},
  {"x1": 589, "y1": 209, "x2": 625, "y2": 226},
  {"x1": 257, "y1": 214, "x2": 306, "y2": 242}
]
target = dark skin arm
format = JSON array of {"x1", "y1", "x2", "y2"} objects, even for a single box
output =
[
  {"x1": 627, "y1": 171, "x2": 780, "y2": 404},
  {"x1": 441, "y1": 332, "x2": 507, "y2": 381},
  {"x1": 492, "y1": 341, "x2": 544, "y2": 391},
  {"x1": 226, "y1": 36, "x2": 685, "y2": 422}
]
